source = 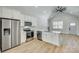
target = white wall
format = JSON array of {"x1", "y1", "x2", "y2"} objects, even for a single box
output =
[{"x1": 48, "y1": 12, "x2": 79, "y2": 35}]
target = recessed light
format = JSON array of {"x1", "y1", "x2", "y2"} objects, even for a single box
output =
[{"x1": 34, "y1": 6, "x2": 38, "y2": 8}]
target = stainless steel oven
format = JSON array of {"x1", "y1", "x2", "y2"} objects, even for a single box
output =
[{"x1": 23, "y1": 28, "x2": 34, "y2": 42}]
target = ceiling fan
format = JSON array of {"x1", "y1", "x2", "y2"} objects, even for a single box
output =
[{"x1": 55, "y1": 6, "x2": 66, "y2": 12}]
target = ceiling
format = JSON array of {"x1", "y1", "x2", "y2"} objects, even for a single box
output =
[
  {"x1": 5, "y1": 6, "x2": 54, "y2": 17},
  {"x1": 0, "y1": 6, "x2": 79, "y2": 27},
  {"x1": 1, "y1": 6, "x2": 79, "y2": 19}
]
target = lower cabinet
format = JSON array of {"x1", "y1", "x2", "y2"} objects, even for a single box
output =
[{"x1": 42, "y1": 32, "x2": 60, "y2": 46}]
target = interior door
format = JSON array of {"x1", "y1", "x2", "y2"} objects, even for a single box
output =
[
  {"x1": 2, "y1": 19, "x2": 11, "y2": 51},
  {"x1": 69, "y1": 23, "x2": 77, "y2": 34}
]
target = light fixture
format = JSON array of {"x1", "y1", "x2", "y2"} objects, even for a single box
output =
[
  {"x1": 34, "y1": 6, "x2": 38, "y2": 8},
  {"x1": 55, "y1": 6, "x2": 66, "y2": 12}
]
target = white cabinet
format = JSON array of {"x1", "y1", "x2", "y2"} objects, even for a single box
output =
[
  {"x1": 42, "y1": 32, "x2": 60, "y2": 46},
  {"x1": 0, "y1": 7, "x2": 21, "y2": 20},
  {"x1": 0, "y1": 7, "x2": 13, "y2": 18},
  {"x1": 0, "y1": 7, "x2": 2, "y2": 17},
  {"x1": 20, "y1": 15, "x2": 26, "y2": 43},
  {"x1": 2, "y1": 8, "x2": 13, "y2": 18},
  {"x1": 25, "y1": 16, "x2": 38, "y2": 26},
  {"x1": 31, "y1": 17, "x2": 37, "y2": 26},
  {"x1": 12, "y1": 9, "x2": 21, "y2": 19},
  {"x1": 21, "y1": 28, "x2": 26, "y2": 43}
]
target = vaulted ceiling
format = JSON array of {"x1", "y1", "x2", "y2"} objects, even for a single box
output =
[
  {"x1": 3, "y1": 6, "x2": 79, "y2": 17},
  {"x1": 1, "y1": 6, "x2": 79, "y2": 19}
]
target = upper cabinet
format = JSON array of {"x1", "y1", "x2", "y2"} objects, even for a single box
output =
[
  {"x1": 0, "y1": 7, "x2": 2, "y2": 17},
  {"x1": 0, "y1": 7, "x2": 21, "y2": 20},
  {"x1": 12, "y1": 9, "x2": 21, "y2": 19},
  {"x1": 30, "y1": 17, "x2": 38, "y2": 26},
  {"x1": 24, "y1": 16, "x2": 38, "y2": 26}
]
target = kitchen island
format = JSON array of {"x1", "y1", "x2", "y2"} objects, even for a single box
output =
[{"x1": 42, "y1": 31, "x2": 79, "y2": 46}]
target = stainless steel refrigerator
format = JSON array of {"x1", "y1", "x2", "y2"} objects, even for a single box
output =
[
  {"x1": 2, "y1": 19, "x2": 12, "y2": 51},
  {"x1": 0, "y1": 18, "x2": 20, "y2": 52}
]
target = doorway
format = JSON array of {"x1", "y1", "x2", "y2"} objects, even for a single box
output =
[{"x1": 69, "y1": 23, "x2": 77, "y2": 35}]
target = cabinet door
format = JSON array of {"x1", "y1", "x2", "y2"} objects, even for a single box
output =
[
  {"x1": 0, "y1": 7, "x2": 2, "y2": 17},
  {"x1": 2, "y1": 8, "x2": 13, "y2": 18},
  {"x1": 0, "y1": 7, "x2": 21, "y2": 19},
  {"x1": 21, "y1": 28, "x2": 26, "y2": 43},
  {"x1": 12, "y1": 10, "x2": 21, "y2": 19}
]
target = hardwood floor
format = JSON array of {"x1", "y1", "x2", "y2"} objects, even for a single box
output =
[
  {"x1": 4, "y1": 34, "x2": 79, "y2": 53},
  {"x1": 4, "y1": 39, "x2": 57, "y2": 53}
]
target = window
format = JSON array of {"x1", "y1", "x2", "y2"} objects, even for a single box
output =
[
  {"x1": 53, "y1": 21, "x2": 63, "y2": 29},
  {"x1": 70, "y1": 23, "x2": 76, "y2": 26}
]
